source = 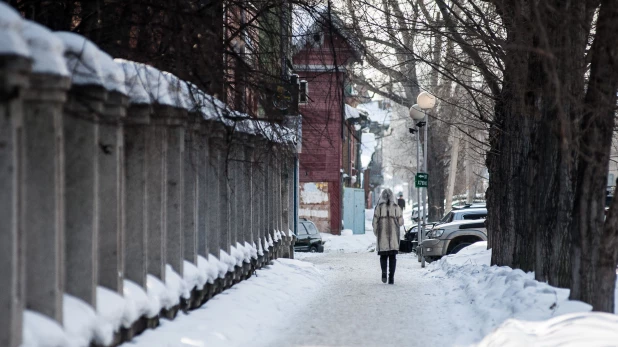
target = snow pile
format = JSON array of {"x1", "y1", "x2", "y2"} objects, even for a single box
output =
[
  {"x1": 476, "y1": 312, "x2": 618, "y2": 347},
  {"x1": 123, "y1": 279, "x2": 157, "y2": 318},
  {"x1": 55, "y1": 32, "x2": 104, "y2": 87},
  {"x1": 344, "y1": 104, "x2": 360, "y2": 120},
  {"x1": 341, "y1": 229, "x2": 353, "y2": 236},
  {"x1": 320, "y1": 231, "x2": 376, "y2": 253},
  {"x1": 146, "y1": 274, "x2": 178, "y2": 311},
  {"x1": 0, "y1": 3, "x2": 29, "y2": 57},
  {"x1": 257, "y1": 239, "x2": 265, "y2": 256},
  {"x1": 21, "y1": 21, "x2": 69, "y2": 76},
  {"x1": 229, "y1": 245, "x2": 244, "y2": 267},
  {"x1": 247, "y1": 241, "x2": 259, "y2": 260},
  {"x1": 62, "y1": 295, "x2": 99, "y2": 347},
  {"x1": 427, "y1": 241, "x2": 594, "y2": 344},
  {"x1": 166, "y1": 264, "x2": 191, "y2": 300},
  {"x1": 115, "y1": 59, "x2": 150, "y2": 104},
  {"x1": 239, "y1": 242, "x2": 253, "y2": 262},
  {"x1": 119, "y1": 259, "x2": 323, "y2": 347},
  {"x1": 219, "y1": 250, "x2": 237, "y2": 272},
  {"x1": 197, "y1": 255, "x2": 220, "y2": 284},
  {"x1": 184, "y1": 260, "x2": 207, "y2": 292},
  {"x1": 97, "y1": 285, "x2": 143, "y2": 332},
  {"x1": 22, "y1": 310, "x2": 71, "y2": 347},
  {"x1": 360, "y1": 133, "x2": 377, "y2": 169}
]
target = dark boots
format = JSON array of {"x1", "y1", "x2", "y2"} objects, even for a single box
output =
[
  {"x1": 380, "y1": 256, "x2": 387, "y2": 283},
  {"x1": 380, "y1": 254, "x2": 397, "y2": 284},
  {"x1": 388, "y1": 256, "x2": 396, "y2": 284}
]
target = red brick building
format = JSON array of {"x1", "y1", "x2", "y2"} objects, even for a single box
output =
[{"x1": 293, "y1": 8, "x2": 363, "y2": 234}]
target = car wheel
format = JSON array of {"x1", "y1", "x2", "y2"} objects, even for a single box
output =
[
  {"x1": 309, "y1": 245, "x2": 318, "y2": 253},
  {"x1": 449, "y1": 242, "x2": 472, "y2": 255}
]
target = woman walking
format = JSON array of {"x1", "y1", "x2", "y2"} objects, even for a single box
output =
[{"x1": 372, "y1": 188, "x2": 404, "y2": 284}]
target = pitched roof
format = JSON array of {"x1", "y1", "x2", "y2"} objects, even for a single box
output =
[{"x1": 292, "y1": 5, "x2": 364, "y2": 60}]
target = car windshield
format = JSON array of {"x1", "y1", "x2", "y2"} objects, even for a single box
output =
[
  {"x1": 305, "y1": 223, "x2": 319, "y2": 235},
  {"x1": 439, "y1": 212, "x2": 454, "y2": 224}
]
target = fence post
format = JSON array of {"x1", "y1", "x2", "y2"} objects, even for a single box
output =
[
  {"x1": 145, "y1": 111, "x2": 167, "y2": 281},
  {"x1": 163, "y1": 107, "x2": 187, "y2": 276},
  {"x1": 22, "y1": 22, "x2": 71, "y2": 322},
  {"x1": 98, "y1": 90, "x2": 128, "y2": 293},
  {"x1": 197, "y1": 122, "x2": 211, "y2": 258},
  {"x1": 206, "y1": 133, "x2": 221, "y2": 260},
  {"x1": 0, "y1": 10, "x2": 30, "y2": 344},
  {"x1": 183, "y1": 118, "x2": 200, "y2": 265},
  {"x1": 123, "y1": 103, "x2": 151, "y2": 288},
  {"x1": 63, "y1": 82, "x2": 107, "y2": 306}
]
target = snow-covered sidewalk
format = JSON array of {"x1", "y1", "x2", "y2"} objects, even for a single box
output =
[{"x1": 119, "y1": 259, "x2": 323, "y2": 347}]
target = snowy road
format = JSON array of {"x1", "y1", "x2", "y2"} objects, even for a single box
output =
[{"x1": 268, "y1": 251, "x2": 474, "y2": 347}]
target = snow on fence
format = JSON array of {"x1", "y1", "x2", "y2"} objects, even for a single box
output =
[{"x1": 0, "y1": 4, "x2": 298, "y2": 347}]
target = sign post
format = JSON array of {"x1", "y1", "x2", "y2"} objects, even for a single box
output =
[{"x1": 415, "y1": 173, "x2": 428, "y2": 188}]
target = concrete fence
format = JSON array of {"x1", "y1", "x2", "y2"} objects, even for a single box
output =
[{"x1": 0, "y1": 7, "x2": 298, "y2": 347}]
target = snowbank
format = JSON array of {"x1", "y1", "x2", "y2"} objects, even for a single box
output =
[
  {"x1": 119, "y1": 259, "x2": 323, "y2": 347},
  {"x1": 320, "y1": 231, "x2": 376, "y2": 253},
  {"x1": 22, "y1": 310, "x2": 71, "y2": 347},
  {"x1": 476, "y1": 312, "x2": 618, "y2": 347},
  {"x1": 0, "y1": 2, "x2": 29, "y2": 57},
  {"x1": 426, "y1": 242, "x2": 602, "y2": 345}
]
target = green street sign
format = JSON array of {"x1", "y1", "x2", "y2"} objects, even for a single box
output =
[{"x1": 415, "y1": 173, "x2": 428, "y2": 188}]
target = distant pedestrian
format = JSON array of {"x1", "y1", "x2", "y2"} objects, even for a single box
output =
[
  {"x1": 372, "y1": 188, "x2": 404, "y2": 284},
  {"x1": 397, "y1": 193, "x2": 406, "y2": 211}
]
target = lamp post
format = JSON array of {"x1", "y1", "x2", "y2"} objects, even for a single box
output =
[{"x1": 410, "y1": 92, "x2": 435, "y2": 268}]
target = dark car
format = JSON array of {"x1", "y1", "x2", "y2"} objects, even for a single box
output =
[{"x1": 295, "y1": 219, "x2": 325, "y2": 252}]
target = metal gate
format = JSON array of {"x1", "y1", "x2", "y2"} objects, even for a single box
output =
[{"x1": 343, "y1": 188, "x2": 365, "y2": 234}]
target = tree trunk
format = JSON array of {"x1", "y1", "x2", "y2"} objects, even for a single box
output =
[{"x1": 569, "y1": 0, "x2": 618, "y2": 312}]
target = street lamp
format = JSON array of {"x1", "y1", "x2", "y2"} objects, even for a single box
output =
[{"x1": 409, "y1": 92, "x2": 435, "y2": 268}]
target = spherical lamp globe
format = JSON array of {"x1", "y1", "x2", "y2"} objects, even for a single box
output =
[
  {"x1": 409, "y1": 104, "x2": 425, "y2": 120},
  {"x1": 417, "y1": 91, "x2": 436, "y2": 109}
]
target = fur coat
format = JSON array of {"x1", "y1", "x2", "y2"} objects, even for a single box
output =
[{"x1": 372, "y1": 203, "x2": 404, "y2": 253}]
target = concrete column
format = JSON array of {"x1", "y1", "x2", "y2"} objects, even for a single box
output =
[
  {"x1": 281, "y1": 155, "x2": 290, "y2": 257},
  {"x1": 0, "y1": 53, "x2": 30, "y2": 347},
  {"x1": 243, "y1": 141, "x2": 254, "y2": 245},
  {"x1": 146, "y1": 119, "x2": 167, "y2": 280},
  {"x1": 251, "y1": 142, "x2": 261, "y2": 249},
  {"x1": 98, "y1": 92, "x2": 128, "y2": 293},
  {"x1": 228, "y1": 143, "x2": 239, "y2": 247},
  {"x1": 63, "y1": 85, "x2": 107, "y2": 306},
  {"x1": 217, "y1": 141, "x2": 231, "y2": 256},
  {"x1": 183, "y1": 122, "x2": 199, "y2": 264},
  {"x1": 22, "y1": 73, "x2": 71, "y2": 322},
  {"x1": 123, "y1": 105, "x2": 151, "y2": 287},
  {"x1": 197, "y1": 124, "x2": 210, "y2": 257},
  {"x1": 207, "y1": 135, "x2": 221, "y2": 258},
  {"x1": 165, "y1": 110, "x2": 186, "y2": 275}
]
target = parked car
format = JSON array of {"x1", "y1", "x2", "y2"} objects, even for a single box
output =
[
  {"x1": 295, "y1": 218, "x2": 325, "y2": 252},
  {"x1": 419, "y1": 219, "x2": 487, "y2": 261},
  {"x1": 406, "y1": 208, "x2": 487, "y2": 241}
]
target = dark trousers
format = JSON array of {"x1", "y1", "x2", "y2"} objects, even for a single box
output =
[{"x1": 380, "y1": 254, "x2": 397, "y2": 278}]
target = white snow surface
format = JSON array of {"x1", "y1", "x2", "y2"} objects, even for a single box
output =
[
  {"x1": 62, "y1": 294, "x2": 100, "y2": 347},
  {"x1": 361, "y1": 132, "x2": 377, "y2": 169},
  {"x1": 55, "y1": 32, "x2": 104, "y2": 87},
  {"x1": 197, "y1": 255, "x2": 220, "y2": 284},
  {"x1": 344, "y1": 104, "x2": 360, "y2": 119},
  {"x1": 21, "y1": 21, "x2": 69, "y2": 76},
  {"x1": 0, "y1": 3, "x2": 30, "y2": 57},
  {"x1": 183, "y1": 260, "x2": 207, "y2": 292},
  {"x1": 22, "y1": 310, "x2": 71, "y2": 347},
  {"x1": 477, "y1": 312, "x2": 618, "y2": 347},
  {"x1": 146, "y1": 274, "x2": 179, "y2": 311},
  {"x1": 123, "y1": 279, "x2": 157, "y2": 319},
  {"x1": 96, "y1": 286, "x2": 136, "y2": 333},
  {"x1": 115, "y1": 59, "x2": 151, "y2": 104},
  {"x1": 166, "y1": 264, "x2": 191, "y2": 300},
  {"x1": 119, "y1": 259, "x2": 323, "y2": 347}
]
